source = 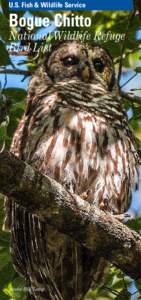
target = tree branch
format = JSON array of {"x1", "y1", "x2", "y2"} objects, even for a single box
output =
[
  {"x1": 120, "y1": 90, "x2": 141, "y2": 105},
  {"x1": 0, "y1": 68, "x2": 31, "y2": 76},
  {"x1": 0, "y1": 150, "x2": 141, "y2": 281},
  {"x1": 8, "y1": 51, "x2": 31, "y2": 56}
]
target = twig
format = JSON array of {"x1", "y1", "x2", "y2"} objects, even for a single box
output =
[
  {"x1": 120, "y1": 90, "x2": 141, "y2": 104},
  {"x1": 121, "y1": 72, "x2": 138, "y2": 88},
  {"x1": 114, "y1": 46, "x2": 141, "y2": 65},
  {"x1": 8, "y1": 51, "x2": 31, "y2": 56},
  {"x1": 3, "y1": 71, "x2": 8, "y2": 90},
  {"x1": 118, "y1": 10, "x2": 136, "y2": 83},
  {"x1": 0, "y1": 68, "x2": 31, "y2": 76},
  {"x1": 103, "y1": 286, "x2": 119, "y2": 296}
]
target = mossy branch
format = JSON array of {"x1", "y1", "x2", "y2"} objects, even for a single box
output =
[{"x1": 0, "y1": 150, "x2": 141, "y2": 281}]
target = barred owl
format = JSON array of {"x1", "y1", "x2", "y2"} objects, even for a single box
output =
[{"x1": 4, "y1": 40, "x2": 140, "y2": 300}]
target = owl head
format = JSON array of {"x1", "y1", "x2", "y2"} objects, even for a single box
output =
[
  {"x1": 44, "y1": 40, "x2": 116, "y2": 91},
  {"x1": 28, "y1": 40, "x2": 117, "y2": 99}
]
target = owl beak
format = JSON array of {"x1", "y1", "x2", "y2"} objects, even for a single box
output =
[{"x1": 79, "y1": 61, "x2": 94, "y2": 82}]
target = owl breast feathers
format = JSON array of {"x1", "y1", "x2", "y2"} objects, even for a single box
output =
[{"x1": 5, "y1": 40, "x2": 140, "y2": 300}]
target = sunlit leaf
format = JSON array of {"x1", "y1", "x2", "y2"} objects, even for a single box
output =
[{"x1": 135, "y1": 127, "x2": 141, "y2": 141}]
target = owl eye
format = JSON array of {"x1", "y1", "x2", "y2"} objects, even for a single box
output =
[
  {"x1": 93, "y1": 58, "x2": 104, "y2": 73},
  {"x1": 62, "y1": 56, "x2": 79, "y2": 67}
]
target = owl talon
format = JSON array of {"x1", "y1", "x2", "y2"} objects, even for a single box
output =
[
  {"x1": 80, "y1": 190, "x2": 93, "y2": 202},
  {"x1": 99, "y1": 199, "x2": 109, "y2": 211},
  {"x1": 80, "y1": 191, "x2": 89, "y2": 200}
]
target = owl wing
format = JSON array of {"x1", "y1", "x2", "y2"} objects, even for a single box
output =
[{"x1": 3, "y1": 69, "x2": 58, "y2": 231}]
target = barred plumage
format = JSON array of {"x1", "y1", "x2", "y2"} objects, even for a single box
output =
[{"x1": 4, "y1": 41, "x2": 140, "y2": 300}]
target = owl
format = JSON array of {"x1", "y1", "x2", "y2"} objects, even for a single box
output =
[{"x1": 4, "y1": 40, "x2": 140, "y2": 300}]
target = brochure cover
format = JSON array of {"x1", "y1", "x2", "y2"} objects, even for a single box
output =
[{"x1": 0, "y1": 0, "x2": 141, "y2": 299}]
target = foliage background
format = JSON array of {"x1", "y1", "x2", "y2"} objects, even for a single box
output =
[{"x1": 0, "y1": 1, "x2": 141, "y2": 299}]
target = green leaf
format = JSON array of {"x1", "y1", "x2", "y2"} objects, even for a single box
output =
[
  {"x1": 7, "y1": 102, "x2": 25, "y2": 139},
  {"x1": 114, "y1": 293, "x2": 131, "y2": 300},
  {"x1": 127, "y1": 218, "x2": 141, "y2": 231},
  {"x1": 135, "y1": 67, "x2": 141, "y2": 73},
  {"x1": 0, "y1": 12, "x2": 10, "y2": 41},
  {"x1": 0, "y1": 247, "x2": 11, "y2": 269},
  {"x1": 0, "y1": 232, "x2": 10, "y2": 247},
  {"x1": 0, "y1": 290, "x2": 9, "y2": 300},
  {"x1": 131, "y1": 88, "x2": 141, "y2": 91},
  {"x1": 3, "y1": 282, "x2": 14, "y2": 298},
  {"x1": 0, "y1": 262, "x2": 15, "y2": 289},
  {"x1": 0, "y1": 41, "x2": 11, "y2": 66},
  {"x1": 0, "y1": 0, "x2": 9, "y2": 18},
  {"x1": 3, "y1": 277, "x2": 26, "y2": 300},
  {"x1": 3, "y1": 88, "x2": 27, "y2": 103}
]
